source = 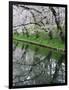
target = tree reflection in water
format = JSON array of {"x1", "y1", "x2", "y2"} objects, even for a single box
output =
[{"x1": 13, "y1": 41, "x2": 65, "y2": 86}]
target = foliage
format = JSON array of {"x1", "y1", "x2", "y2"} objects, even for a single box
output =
[{"x1": 13, "y1": 33, "x2": 65, "y2": 49}]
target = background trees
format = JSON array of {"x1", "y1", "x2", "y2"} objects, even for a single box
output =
[{"x1": 13, "y1": 4, "x2": 65, "y2": 42}]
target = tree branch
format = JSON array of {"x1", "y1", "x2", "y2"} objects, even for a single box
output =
[{"x1": 15, "y1": 5, "x2": 42, "y2": 13}]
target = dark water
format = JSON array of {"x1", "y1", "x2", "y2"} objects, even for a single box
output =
[{"x1": 13, "y1": 40, "x2": 65, "y2": 86}]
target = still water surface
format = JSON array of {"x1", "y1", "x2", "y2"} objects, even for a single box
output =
[{"x1": 13, "y1": 40, "x2": 65, "y2": 86}]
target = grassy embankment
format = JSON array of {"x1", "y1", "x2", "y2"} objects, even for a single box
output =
[{"x1": 13, "y1": 32, "x2": 65, "y2": 51}]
